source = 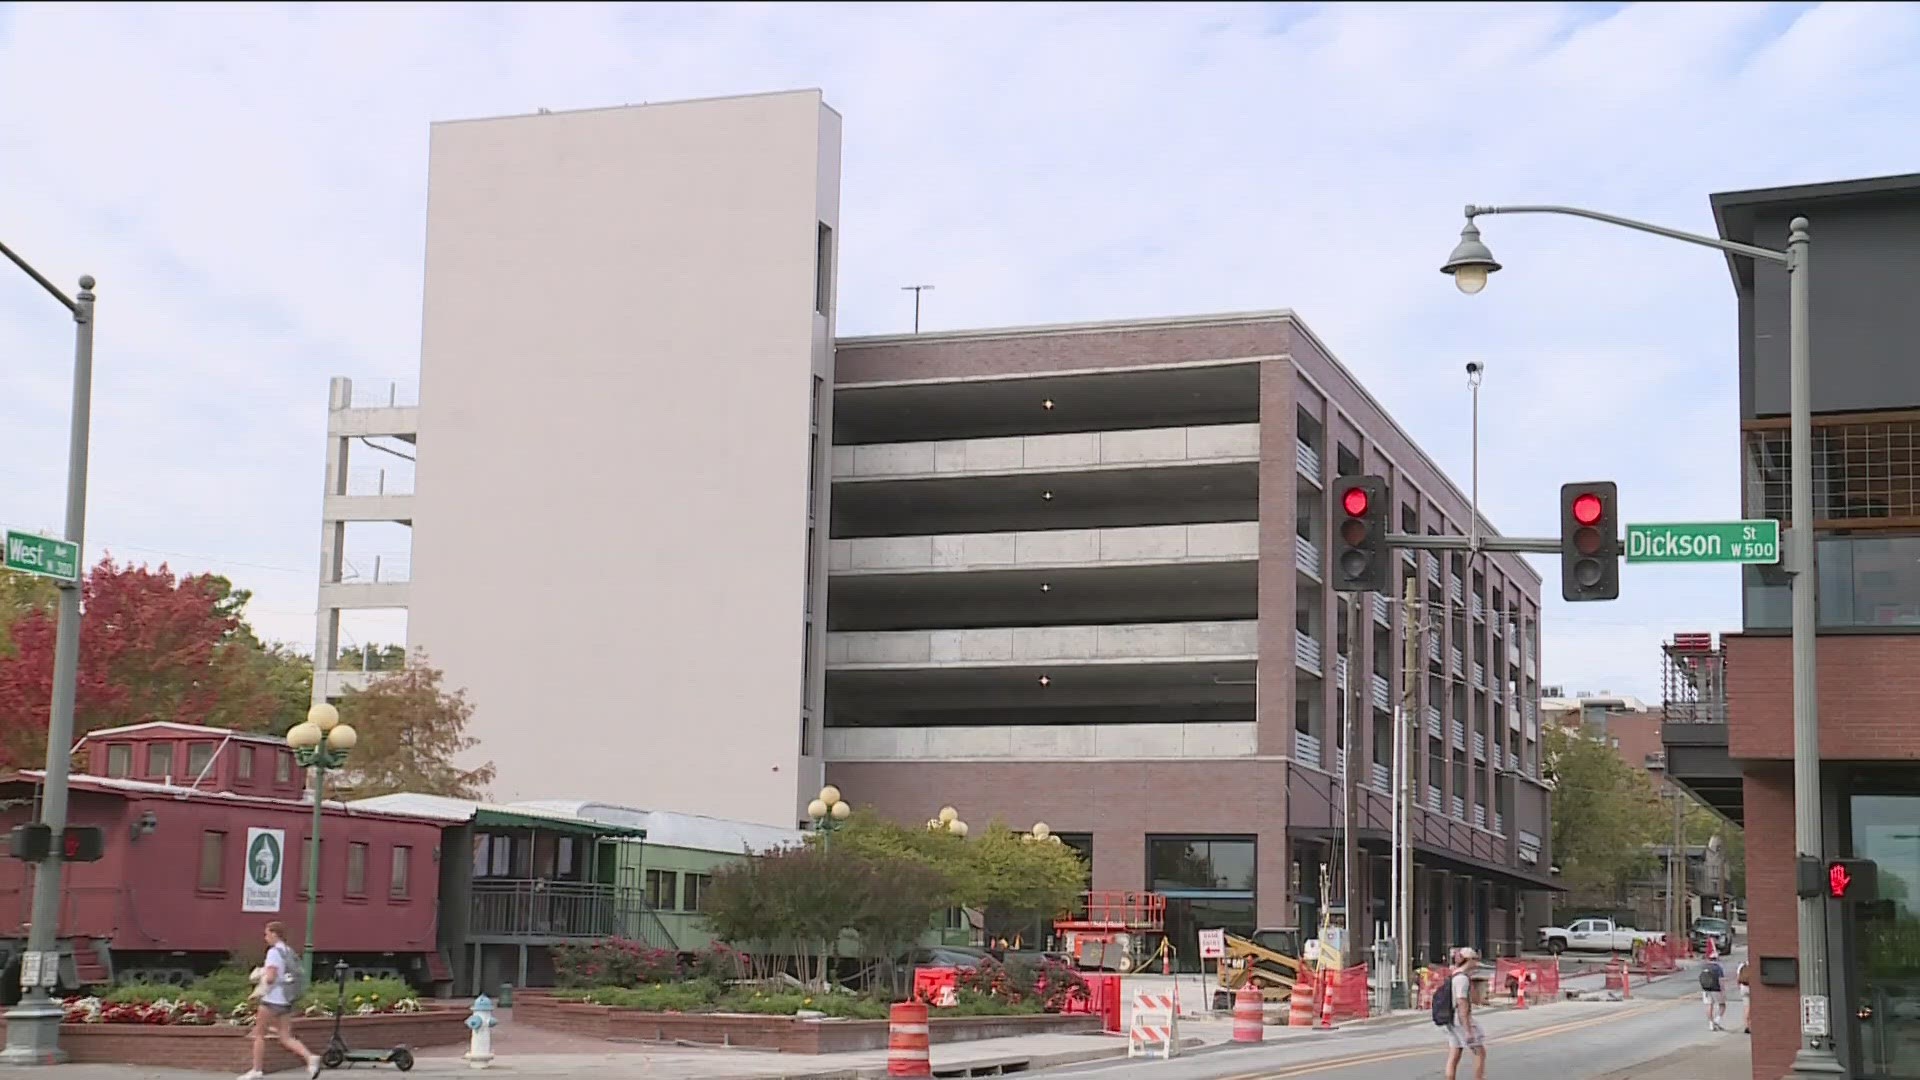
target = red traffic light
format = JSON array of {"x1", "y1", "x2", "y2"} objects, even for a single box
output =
[
  {"x1": 1830, "y1": 862, "x2": 1854, "y2": 898},
  {"x1": 1572, "y1": 492, "x2": 1603, "y2": 526},
  {"x1": 1342, "y1": 488, "x2": 1370, "y2": 516}
]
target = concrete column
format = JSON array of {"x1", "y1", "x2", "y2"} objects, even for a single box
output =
[
  {"x1": 313, "y1": 383, "x2": 352, "y2": 702},
  {"x1": 1255, "y1": 362, "x2": 1302, "y2": 757}
]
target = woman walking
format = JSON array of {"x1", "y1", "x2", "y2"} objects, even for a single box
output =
[{"x1": 239, "y1": 921, "x2": 321, "y2": 1080}]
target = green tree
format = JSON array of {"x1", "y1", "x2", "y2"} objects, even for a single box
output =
[
  {"x1": 824, "y1": 810, "x2": 1086, "y2": 925},
  {"x1": 333, "y1": 654, "x2": 495, "y2": 799},
  {"x1": 1543, "y1": 723, "x2": 1668, "y2": 900}
]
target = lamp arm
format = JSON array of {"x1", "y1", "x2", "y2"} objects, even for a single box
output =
[{"x1": 1464, "y1": 204, "x2": 1789, "y2": 265}]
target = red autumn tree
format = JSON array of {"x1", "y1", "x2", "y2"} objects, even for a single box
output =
[{"x1": 0, "y1": 558, "x2": 301, "y2": 769}]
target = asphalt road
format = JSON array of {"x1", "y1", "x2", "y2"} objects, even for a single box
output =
[{"x1": 1050, "y1": 954, "x2": 1745, "y2": 1080}]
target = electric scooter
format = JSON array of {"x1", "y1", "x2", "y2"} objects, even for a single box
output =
[{"x1": 319, "y1": 960, "x2": 415, "y2": 1071}]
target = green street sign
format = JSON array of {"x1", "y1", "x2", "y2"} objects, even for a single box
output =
[
  {"x1": 4, "y1": 529, "x2": 80, "y2": 583},
  {"x1": 1625, "y1": 520, "x2": 1780, "y2": 565}
]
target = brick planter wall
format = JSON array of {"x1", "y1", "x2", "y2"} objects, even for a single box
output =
[
  {"x1": 514, "y1": 994, "x2": 1100, "y2": 1053},
  {"x1": 0, "y1": 1010, "x2": 468, "y2": 1074}
]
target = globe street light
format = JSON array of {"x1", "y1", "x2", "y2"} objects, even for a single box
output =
[
  {"x1": 927, "y1": 806, "x2": 968, "y2": 837},
  {"x1": 1439, "y1": 202, "x2": 1825, "y2": 1076},
  {"x1": 808, "y1": 786, "x2": 851, "y2": 846},
  {"x1": 287, "y1": 702, "x2": 357, "y2": 981}
]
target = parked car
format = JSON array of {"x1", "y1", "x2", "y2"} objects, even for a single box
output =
[
  {"x1": 1691, "y1": 917, "x2": 1735, "y2": 954},
  {"x1": 1538, "y1": 917, "x2": 1666, "y2": 954}
]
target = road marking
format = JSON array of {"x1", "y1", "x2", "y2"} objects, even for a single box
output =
[{"x1": 1236, "y1": 999, "x2": 1688, "y2": 1079}]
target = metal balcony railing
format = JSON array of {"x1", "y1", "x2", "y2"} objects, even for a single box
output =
[
  {"x1": 1449, "y1": 576, "x2": 1464, "y2": 605},
  {"x1": 1335, "y1": 654, "x2": 1349, "y2": 689},
  {"x1": 1296, "y1": 441, "x2": 1321, "y2": 482},
  {"x1": 1495, "y1": 812, "x2": 1506, "y2": 836},
  {"x1": 1471, "y1": 662, "x2": 1486, "y2": 689},
  {"x1": 1373, "y1": 594, "x2": 1390, "y2": 624},
  {"x1": 1450, "y1": 648, "x2": 1464, "y2": 677},
  {"x1": 1425, "y1": 705, "x2": 1443, "y2": 739},
  {"x1": 1471, "y1": 595, "x2": 1485, "y2": 621},
  {"x1": 1473, "y1": 805, "x2": 1487, "y2": 829},
  {"x1": 1427, "y1": 634, "x2": 1442, "y2": 664},
  {"x1": 1451, "y1": 719, "x2": 1467, "y2": 751},
  {"x1": 1371, "y1": 674, "x2": 1392, "y2": 711},
  {"x1": 1491, "y1": 743, "x2": 1503, "y2": 770},
  {"x1": 1428, "y1": 786, "x2": 1444, "y2": 813},
  {"x1": 1371, "y1": 762, "x2": 1392, "y2": 792},
  {"x1": 332, "y1": 553, "x2": 412, "y2": 585},
  {"x1": 1295, "y1": 731, "x2": 1323, "y2": 769},
  {"x1": 469, "y1": 880, "x2": 640, "y2": 940},
  {"x1": 1472, "y1": 731, "x2": 1487, "y2": 762},
  {"x1": 1452, "y1": 795, "x2": 1467, "y2": 821},
  {"x1": 1508, "y1": 708, "x2": 1521, "y2": 732},
  {"x1": 1295, "y1": 535, "x2": 1321, "y2": 578},
  {"x1": 1295, "y1": 631, "x2": 1322, "y2": 675},
  {"x1": 1426, "y1": 553, "x2": 1442, "y2": 583}
]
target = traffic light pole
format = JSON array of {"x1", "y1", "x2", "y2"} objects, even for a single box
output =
[
  {"x1": 1386, "y1": 533, "x2": 1562, "y2": 555},
  {"x1": 0, "y1": 260, "x2": 95, "y2": 1067}
]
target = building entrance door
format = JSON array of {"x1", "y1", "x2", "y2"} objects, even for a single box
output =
[{"x1": 1851, "y1": 794, "x2": 1920, "y2": 1079}]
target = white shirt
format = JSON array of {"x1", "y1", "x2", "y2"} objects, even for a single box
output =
[
  {"x1": 1451, "y1": 971, "x2": 1472, "y2": 1021},
  {"x1": 263, "y1": 942, "x2": 298, "y2": 1006}
]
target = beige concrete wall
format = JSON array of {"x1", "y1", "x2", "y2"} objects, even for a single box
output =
[{"x1": 410, "y1": 92, "x2": 839, "y2": 827}]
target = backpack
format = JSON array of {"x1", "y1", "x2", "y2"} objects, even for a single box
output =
[
  {"x1": 1699, "y1": 965, "x2": 1721, "y2": 992},
  {"x1": 1431, "y1": 975, "x2": 1455, "y2": 1026},
  {"x1": 273, "y1": 944, "x2": 304, "y2": 999}
]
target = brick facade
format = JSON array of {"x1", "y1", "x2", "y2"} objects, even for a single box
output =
[{"x1": 1725, "y1": 634, "x2": 1920, "y2": 761}]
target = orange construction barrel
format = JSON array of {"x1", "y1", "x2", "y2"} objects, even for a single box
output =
[
  {"x1": 1232, "y1": 983, "x2": 1264, "y2": 1043},
  {"x1": 888, "y1": 1001, "x2": 931, "y2": 1077}
]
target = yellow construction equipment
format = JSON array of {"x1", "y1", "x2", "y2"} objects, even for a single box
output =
[{"x1": 1211, "y1": 928, "x2": 1304, "y2": 1009}]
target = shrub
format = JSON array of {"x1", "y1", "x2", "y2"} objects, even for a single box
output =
[
  {"x1": 943, "y1": 989, "x2": 1043, "y2": 1016},
  {"x1": 553, "y1": 939, "x2": 681, "y2": 988},
  {"x1": 715, "y1": 988, "x2": 889, "y2": 1019},
  {"x1": 684, "y1": 943, "x2": 747, "y2": 983},
  {"x1": 557, "y1": 981, "x2": 719, "y2": 1012}
]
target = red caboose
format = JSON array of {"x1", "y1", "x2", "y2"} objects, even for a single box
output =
[{"x1": 0, "y1": 722, "x2": 450, "y2": 997}]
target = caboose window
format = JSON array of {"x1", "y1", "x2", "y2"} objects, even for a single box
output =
[
  {"x1": 275, "y1": 752, "x2": 292, "y2": 784},
  {"x1": 148, "y1": 743, "x2": 174, "y2": 777},
  {"x1": 346, "y1": 842, "x2": 369, "y2": 897},
  {"x1": 106, "y1": 745, "x2": 131, "y2": 778},
  {"x1": 391, "y1": 846, "x2": 412, "y2": 899},
  {"x1": 198, "y1": 831, "x2": 226, "y2": 892},
  {"x1": 186, "y1": 743, "x2": 215, "y2": 778},
  {"x1": 646, "y1": 869, "x2": 679, "y2": 911},
  {"x1": 236, "y1": 747, "x2": 254, "y2": 781}
]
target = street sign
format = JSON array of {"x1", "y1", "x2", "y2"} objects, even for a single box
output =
[
  {"x1": 3, "y1": 529, "x2": 79, "y2": 583},
  {"x1": 1198, "y1": 929, "x2": 1226, "y2": 959},
  {"x1": 1625, "y1": 520, "x2": 1780, "y2": 565}
]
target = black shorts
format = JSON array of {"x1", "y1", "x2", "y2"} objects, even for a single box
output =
[{"x1": 258, "y1": 1001, "x2": 293, "y2": 1017}]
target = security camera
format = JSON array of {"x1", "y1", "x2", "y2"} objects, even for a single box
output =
[{"x1": 1465, "y1": 361, "x2": 1483, "y2": 375}]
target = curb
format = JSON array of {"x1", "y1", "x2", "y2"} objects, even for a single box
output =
[{"x1": 730, "y1": 1035, "x2": 1201, "y2": 1080}]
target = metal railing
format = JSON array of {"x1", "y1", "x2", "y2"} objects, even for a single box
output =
[
  {"x1": 1451, "y1": 719, "x2": 1467, "y2": 751},
  {"x1": 1449, "y1": 648, "x2": 1464, "y2": 677},
  {"x1": 1296, "y1": 441, "x2": 1322, "y2": 481},
  {"x1": 1472, "y1": 804, "x2": 1487, "y2": 829},
  {"x1": 1471, "y1": 661, "x2": 1486, "y2": 689},
  {"x1": 1426, "y1": 553, "x2": 1442, "y2": 583},
  {"x1": 1425, "y1": 705, "x2": 1443, "y2": 739},
  {"x1": 1451, "y1": 795, "x2": 1467, "y2": 821},
  {"x1": 1427, "y1": 786, "x2": 1443, "y2": 813},
  {"x1": 1494, "y1": 812, "x2": 1505, "y2": 836},
  {"x1": 342, "y1": 466, "x2": 415, "y2": 498},
  {"x1": 1371, "y1": 762, "x2": 1392, "y2": 792},
  {"x1": 1471, "y1": 595, "x2": 1485, "y2": 621},
  {"x1": 1449, "y1": 576, "x2": 1464, "y2": 605},
  {"x1": 1295, "y1": 631, "x2": 1322, "y2": 675},
  {"x1": 1371, "y1": 674, "x2": 1391, "y2": 711},
  {"x1": 331, "y1": 553, "x2": 412, "y2": 585},
  {"x1": 343, "y1": 379, "x2": 421, "y2": 409},
  {"x1": 1373, "y1": 594, "x2": 1390, "y2": 623},
  {"x1": 1427, "y1": 634, "x2": 1442, "y2": 664},
  {"x1": 1335, "y1": 654, "x2": 1349, "y2": 689},
  {"x1": 1295, "y1": 731, "x2": 1324, "y2": 769},
  {"x1": 1491, "y1": 743, "x2": 1503, "y2": 770},
  {"x1": 1295, "y1": 535, "x2": 1321, "y2": 577},
  {"x1": 1472, "y1": 731, "x2": 1487, "y2": 762},
  {"x1": 469, "y1": 880, "x2": 641, "y2": 940}
]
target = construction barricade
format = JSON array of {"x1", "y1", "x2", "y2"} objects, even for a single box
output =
[
  {"x1": 888, "y1": 1002, "x2": 932, "y2": 1077},
  {"x1": 1315, "y1": 965, "x2": 1371, "y2": 1028},
  {"x1": 1288, "y1": 973, "x2": 1317, "y2": 1027},
  {"x1": 1604, "y1": 957, "x2": 1634, "y2": 998},
  {"x1": 911, "y1": 967, "x2": 959, "y2": 1007},
  {"x1": 1416, "y1": 965, "x2": 1451, "y2": 1010},
  {"x1": 1128, "y1": 993, "x2": 1181, "y2": 1059},
  {"x1": 1060, "y1": 974, "x2": 1124, "y2": 1034}
]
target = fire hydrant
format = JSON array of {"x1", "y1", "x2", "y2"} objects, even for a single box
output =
[{"x1": 464, "y1": 994, "x2": 497, "y2": 1069}]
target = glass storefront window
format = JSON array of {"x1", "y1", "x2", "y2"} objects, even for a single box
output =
[
  {"x1": 1745, "y1": 534, "x2": 1920, "y2": 630},
  {"x1": 1147, "y1": 836, "x2": 1256, "y2": 893},
  {"x1": 1850, "y1": 792, "x2": 1920, "y2": 1078}
]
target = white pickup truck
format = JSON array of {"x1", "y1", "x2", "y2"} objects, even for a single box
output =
[{"x1": 1538, "y1": 917, "x2": 1666, "y2": 954}]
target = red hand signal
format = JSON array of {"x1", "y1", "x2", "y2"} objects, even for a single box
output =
[{"x1": 1829, "y1": 863, "x2": 1853, "y2": 898}]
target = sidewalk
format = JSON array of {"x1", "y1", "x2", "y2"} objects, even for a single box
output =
[{"x1": 1591, "y1": 1036, "x2": 1749, "y2": 1079}]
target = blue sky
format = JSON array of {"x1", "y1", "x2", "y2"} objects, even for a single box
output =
[{"x1": 2, "y1": 1, "x2": 1918, "y2": 700}]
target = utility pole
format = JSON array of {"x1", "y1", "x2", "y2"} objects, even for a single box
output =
[
  {"x1": 0, "y1": 251, "x2": 95, "y2": 1067},
  {"x1": 1671, "y1": 781, "x2": 1686, "y2": 937},
  {"x1": 1395, "y1": 576, "x2": 1420, "y2": 1003}
]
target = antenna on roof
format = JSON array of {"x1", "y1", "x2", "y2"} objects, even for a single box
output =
[{"x1": 901, "y1": 285, "x2": 935, "y2": 333}]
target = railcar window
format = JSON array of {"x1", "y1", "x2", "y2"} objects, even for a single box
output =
[
  {"x1": 646, "y1": 869, "x2": 679, "y2": 910},
  {"x1": 685, "y1": 873, "x2": 713, "y2": 912},
  {"x1": 149, "y1": 742, "x2": 174, "y2": 778},
  {"x1": 106, "y1": 745, "x2": 131, "y2": 778},
  {"x1": 187, "y1": 743, "x2": 215, "y2": 778},
  {"x1": 391, "y1": 846, "x2": 411, "y2": 899},
  {"x1": 236, "y1": 747, "x2": 254, "y2": 781},
  {"x1": 347, "y1": 842, "x2": 369, "y2": 896},
  {"x1": 275, "y1": 752, "x2": 292, "y2": 784},
  {"x1": 199, "y1": 831, "x2": 226, "y2": 891}
]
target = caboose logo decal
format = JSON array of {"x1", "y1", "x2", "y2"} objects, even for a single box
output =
[{"x1": 244, "y1": 828, "x2": 286, "y2": 913}]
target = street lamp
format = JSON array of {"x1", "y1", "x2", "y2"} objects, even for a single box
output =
[
  {"x1": 927, "y1": 806, "x2": 969, "y2": 838},
  {"x1": 0, "y1": 241, "x2": 96, "y2": 1067},
  {"x1": 1025, "y1": 823, "x2": 1063, "y2": 845},
  {"x1": 286, "y1": 702, "x2": 357, "y2": 982},
  {"x1": 1440, "y1": 203, "x2": 1828, "y2": 1076},
  {"x1": 807, "y1": 786, "x2": 851, "y2": 844}
]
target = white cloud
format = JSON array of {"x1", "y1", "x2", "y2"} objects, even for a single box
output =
[{"x1": 2, "y1": 1, "x2": 1917, "y2": 699}]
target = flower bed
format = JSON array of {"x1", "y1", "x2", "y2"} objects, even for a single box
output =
[
  {"x1": 0, "y1": 1009, "x2": 466, "y2": 1074},
  {"x1": 515, "y1": 991, "x2": 1100, "y2": 1053}
]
